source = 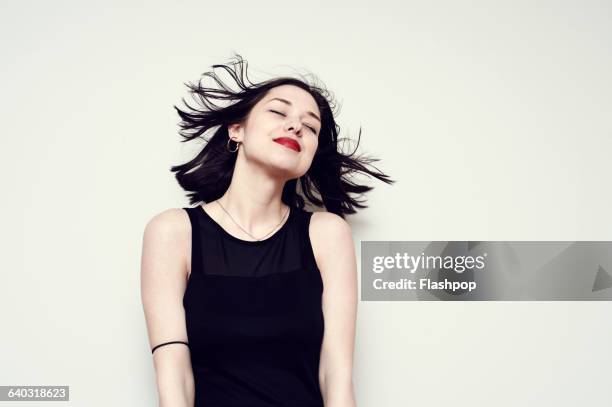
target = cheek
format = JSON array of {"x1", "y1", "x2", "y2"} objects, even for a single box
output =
[
  {"x1": 305, "y1": 134, "x2": 318, "y2": 149},
  {"x1": 245, "y1": 117, "x2": 274, "y2": 139},
  {"x1": 304, "y1": 139, "x2": 318, "y2": 161},
  {"x1": 243, "y1": 126, "x2": 269, "y2": 147},
  {"x1": 309, "y1": 139, "x2": 319, "y2": 155}
]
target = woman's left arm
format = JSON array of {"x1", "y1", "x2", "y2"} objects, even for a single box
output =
[{"x1": 310, "y1": 212, "x2": 358, "y2": 407}]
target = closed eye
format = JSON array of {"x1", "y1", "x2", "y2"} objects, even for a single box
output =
[{"x1": 269, "y1": 110, "x2": 318, "y2": 134}]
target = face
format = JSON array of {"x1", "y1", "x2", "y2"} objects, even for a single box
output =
[{"x1": 228, "y1": 84, "x2": 321, "y2": 179}]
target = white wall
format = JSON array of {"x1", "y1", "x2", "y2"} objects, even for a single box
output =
[{"x1": 1, "y1": 1, "x2": 610, "y2": 406}]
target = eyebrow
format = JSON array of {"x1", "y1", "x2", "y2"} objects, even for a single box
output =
[{"x1": 267, "y1": 97, "x2": 321, "y2": 123}]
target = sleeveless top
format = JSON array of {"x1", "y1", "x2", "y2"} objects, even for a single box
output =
[{"x1": 182, "y1": 204, "x2": 325, "y2": 407}]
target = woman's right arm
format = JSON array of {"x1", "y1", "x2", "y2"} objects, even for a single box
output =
[{"x1": 140, "y1": 209, "x2": 195, "y2": 407}]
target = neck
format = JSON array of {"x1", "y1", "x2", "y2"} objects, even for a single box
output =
[{"x1": 218, "y1": 156, "x2": 291, "y2": 231}]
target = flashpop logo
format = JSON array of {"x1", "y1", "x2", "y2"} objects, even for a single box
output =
[{"x1": 372, "y1": 252, "x2": 487, "y2": 274}]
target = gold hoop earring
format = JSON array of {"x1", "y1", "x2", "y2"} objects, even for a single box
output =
[{"x1": 227, "y1": 138, "x2": 240, "y2": 153}]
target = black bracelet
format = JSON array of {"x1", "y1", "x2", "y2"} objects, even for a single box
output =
[{"x1": 151, "y1": 340, "x2": 189, "y2": 354}]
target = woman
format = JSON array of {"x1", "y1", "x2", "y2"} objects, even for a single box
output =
[{"x1": 141, "y1": 54, "x2": 394, "y2": 407}]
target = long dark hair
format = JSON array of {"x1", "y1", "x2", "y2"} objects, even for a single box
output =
[{"x1": 170, "y1": 53, "x2": 395, "y2": 218}]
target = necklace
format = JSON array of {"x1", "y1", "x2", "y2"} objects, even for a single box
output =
[{"x1": 215, "y1": 200, "x2": 290, "y2": 241}]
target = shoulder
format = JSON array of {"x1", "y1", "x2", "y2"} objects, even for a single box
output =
[
  {"x1": 309, "y1": 210, "x2": 352, "y2": 237},
  {"x1": 308, "y1": 210, "x2": 354, "y2": 265},
  {"x1": 141, "y1": 208, "x2": 192, "y2": 278},
  {"x1": 143, "y1": 207, "x2": 191, "y2": 240}
]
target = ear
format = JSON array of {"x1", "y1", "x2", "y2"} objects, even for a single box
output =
[{"x1": 228, "y1": 123, "x2": 244, "y2": 142}]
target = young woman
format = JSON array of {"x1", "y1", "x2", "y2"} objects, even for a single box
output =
[{"x1": 141, "y1": 54, "x2": 394, "y2": 407}]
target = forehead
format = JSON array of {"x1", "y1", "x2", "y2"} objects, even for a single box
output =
[{"x1": 261, "y1": 85, "x2": 319, "y2": 113}]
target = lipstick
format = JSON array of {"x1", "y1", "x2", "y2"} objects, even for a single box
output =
[{"x1": 273, "y1": 137, "x2": 301, "y2": 152}]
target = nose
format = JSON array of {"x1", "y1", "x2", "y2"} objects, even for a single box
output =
[{"x1": 284, "y1": 118, "x2": 303, "y2": 136}]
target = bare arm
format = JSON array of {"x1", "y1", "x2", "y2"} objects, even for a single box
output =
[
  {"x1": 311, "y1": 212, "x2": 358, "y2": 407},
  {"x1": 141, "y1": 209, "x2": 195, "y2": 407}
]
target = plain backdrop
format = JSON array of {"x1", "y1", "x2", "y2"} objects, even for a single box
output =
[{"x1": 1, "y1": 1, "x2": 611, "y2": 406}]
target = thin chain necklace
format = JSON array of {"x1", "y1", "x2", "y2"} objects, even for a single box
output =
[{"x1": 215, "y1": 200, "x2": 290, "y2": 241}]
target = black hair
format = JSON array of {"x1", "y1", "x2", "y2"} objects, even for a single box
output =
[{"x1": 170, "y1": 53, "x2": 395, "y2": 218}]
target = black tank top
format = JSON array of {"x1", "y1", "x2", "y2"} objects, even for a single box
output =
[{"x1": 182, "y1": 204, "x2": 325, "y2": 407}]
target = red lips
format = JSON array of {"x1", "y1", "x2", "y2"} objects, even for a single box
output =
[{"x1": 273, "y1": 137, "x2": 301, "y2": 152}]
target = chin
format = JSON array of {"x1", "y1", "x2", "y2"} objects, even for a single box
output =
[{"x1": 266, "y1": 160, "x2": 302, "y2": 179}]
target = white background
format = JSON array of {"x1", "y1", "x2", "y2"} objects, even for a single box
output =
[{"x1": 1, "y1": 1, "x2": 610, "y2": 406}]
